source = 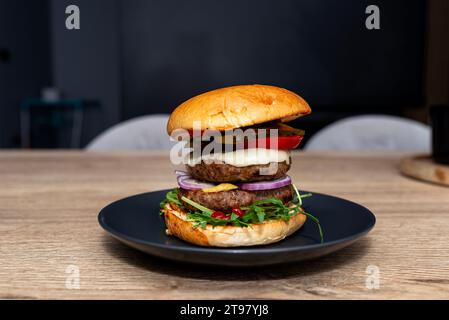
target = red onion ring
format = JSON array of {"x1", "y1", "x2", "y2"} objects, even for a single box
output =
[
  {"x1": 237, "y1": 175, "x2": 291, "y2": 191},
  {"x1": 174, "y1": 170, "x2": 189, "y2": 177},
  {"x1": 177, "y1": 176, "x2": 215, "y2": 190}
]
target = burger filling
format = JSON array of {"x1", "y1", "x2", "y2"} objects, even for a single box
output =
[
  {"x1": 160, "y1": 186, "x2": 311, "y2": 229},
  {"x1": 187, "y1": 161, "x2": 290, "y2": 182},
  {"x1": 160, "y1": 122, "x2": 324, "y2": 242},
  {"x1": 179, "y1": 185, "x2": 293, "y2": 212}
]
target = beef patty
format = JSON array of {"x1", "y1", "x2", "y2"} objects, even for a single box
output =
[
  {"x1": 179, "y1": 185, "x2": 293, "y2": 212},
  {"x1": 186, "y1": 160, "x2": 290, "y2": 183}
]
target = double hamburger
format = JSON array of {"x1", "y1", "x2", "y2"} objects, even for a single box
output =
[{"x1": 161, "y1": 84, "x2": 320, "y2": 247}]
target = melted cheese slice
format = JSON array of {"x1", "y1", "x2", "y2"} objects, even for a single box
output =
[{"x1": 187, "y1": 148, "x2": 290, "y2": 167}]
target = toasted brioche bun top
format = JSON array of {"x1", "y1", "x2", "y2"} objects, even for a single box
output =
[{"x1": 167, "y1": 84, "x2": 311, "y2": 135}]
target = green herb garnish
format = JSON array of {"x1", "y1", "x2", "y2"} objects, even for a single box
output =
[
  {"x1": 292, "y1": 184, "x2": 323, "y2": 242},
  {"x1": 160, "y1": 188, "x2": 183, "y2": 210},
  {"x1": 160, "y1": 186, "x2": 324, "y2": 243}
]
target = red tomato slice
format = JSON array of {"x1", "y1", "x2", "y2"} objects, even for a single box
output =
[
  {"x1": 276, "y1": 135, "x2": 303, "y2": 150},
  {"x1": 245, "y1": 135, "x2": 303, "y2": 150},
  {"x1": 187, "y1": 129, "x2": 303, "y2": 150}
]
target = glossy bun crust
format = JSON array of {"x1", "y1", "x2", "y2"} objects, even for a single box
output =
[{"x1": 167, "y1": 84, "x2": 311, "y2": 134}]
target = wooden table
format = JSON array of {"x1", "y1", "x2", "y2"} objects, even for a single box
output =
[{"x1": 1, "y1": 151, "x2": 448, "y2": 299}]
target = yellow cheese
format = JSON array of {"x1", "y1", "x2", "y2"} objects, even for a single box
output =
[{"x1": 202, "y1": 183, "x2": 238, "y2": 193}]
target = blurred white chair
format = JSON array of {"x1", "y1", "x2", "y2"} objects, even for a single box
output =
[
  {"x1": 86, "y1": 114, "x2": 174, "y2": 151},
  {"x1": 305, "y1": 115, "x2": 431, "y2": 152}
]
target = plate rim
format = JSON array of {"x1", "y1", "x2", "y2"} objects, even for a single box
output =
[{"x1": 98, "y1": 189, "x2": 376, "y2": 254}]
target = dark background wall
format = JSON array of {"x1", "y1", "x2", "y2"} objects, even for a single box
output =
[
  {"x1": 0, "y1": 0, "x2": 428, "y2": 148},
  {"x1": 50, "y1": 0, "x2": 122, "y2": 144},
  {"x1": 0, "y1": 0, "x2": 52, "y2": 147},
  {"x1": 121, "y1": 0, "x2": 425, "y2": 119}
]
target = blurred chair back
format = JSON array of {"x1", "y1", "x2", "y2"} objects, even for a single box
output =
[
  {"x1": 305, "y1": 115, "x2": 430, "y2": 152},
  {"x1": 86, "y1": 114, "x2": 173, "y2": 151}
]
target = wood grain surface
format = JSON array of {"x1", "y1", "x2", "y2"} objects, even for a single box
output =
[{"x1": 1, "y1": 151, "x2": 449, "y2": 300}]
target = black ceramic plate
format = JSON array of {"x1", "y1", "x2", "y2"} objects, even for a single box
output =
[{"x1": 98, "y1": 189, "x2": 375, "y2": 266}]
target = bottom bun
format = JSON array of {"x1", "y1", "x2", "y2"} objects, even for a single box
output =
[{"x1": 162, "y1": 203, "x2": 306, "y2": 247}]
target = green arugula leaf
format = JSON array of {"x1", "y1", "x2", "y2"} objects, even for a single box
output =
[
  {"x1": 256, "y1": 209, "x2": 265, "y2": 223},
  {"x1": 160, "y1": 188, "x2": 183, "y2": 210}
]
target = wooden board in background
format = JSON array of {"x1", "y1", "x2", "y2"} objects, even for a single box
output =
[{"x1": 400, "y1": 155, "x2": 449, "y2": 187}]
